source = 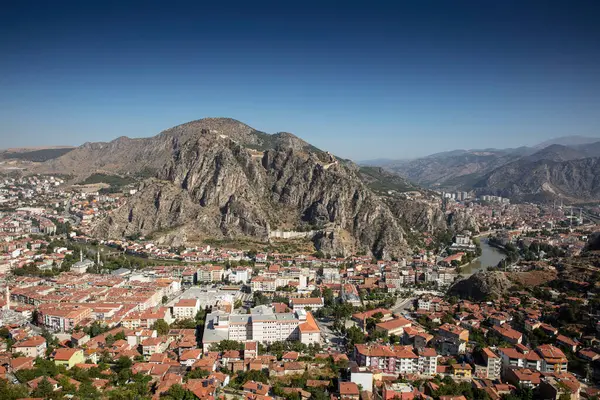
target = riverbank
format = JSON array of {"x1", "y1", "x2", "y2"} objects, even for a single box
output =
[{"x1": 459, "y1": 238, "x2": 507, "y2": 276}]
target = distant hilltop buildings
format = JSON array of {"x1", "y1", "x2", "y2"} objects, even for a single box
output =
[
  {"x1": 480, "y1": 195, "x2": 510, "y2": 204},
  {"x1": 442, "y1": 191, "x2": 471, "y2": 201},
  {"x1": 442, "y1": 191, "x2": 510, "y2": 204}
]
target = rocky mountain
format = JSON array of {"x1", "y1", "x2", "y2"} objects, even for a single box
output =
[
  {"x1": 523, "y1": 144, "x2": 587, "y2": 163},
  {"x1": 380, "y1": 148, "x2": 532, "y2": 189},
  {"x1": 361, "y1": 136, "x2": 600, "y2": 202},
  {"x1": 38, "y1": 118, "x2": 465, "y2": 258},
  {"x1": 472, "y1": 156, "x2": 600, "y2": 203}
]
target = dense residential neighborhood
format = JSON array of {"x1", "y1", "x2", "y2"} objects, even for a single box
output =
[{"x1": 0, "y1": 174, "x2": 600, "y2": 400}]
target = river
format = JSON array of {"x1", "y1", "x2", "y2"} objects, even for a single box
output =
[{"x1": 460, "y1": 237, "x2": 507, "y2": 276}]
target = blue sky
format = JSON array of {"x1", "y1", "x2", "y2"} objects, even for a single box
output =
[{"x1": 1, "y1": 0, "x2": 600, "y2": 160}]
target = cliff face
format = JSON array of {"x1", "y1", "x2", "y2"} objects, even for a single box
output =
[{"x1": 75, "y1": 118, "x2": 410, "y2": 258}]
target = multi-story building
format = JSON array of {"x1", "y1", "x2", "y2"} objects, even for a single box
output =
[
  {"x1": 173, "y1": 298, "x2": 200, "y2": 320},
  {"x1": 438, "y1": 323, "x2": 469, "y2": 342},
  {"x1": 322, "y1": 268, "x2": 341, "y2": 283},
  {"x1": 482, "y1": 347, "x2": 502, "y2": 380},
  {"x1": 290, "y1": 297, "x2": 324, "y2": 312},
  {"x1": 197, "y1": 265, "x2": 224, "y2": 283},
  {"x1": 416, "y1": 347, "x2": 438, "y2": 375},
  {"x1": 202, "y1": 305, "x2": 320, "y2": 352},
  {"x1": 13, "y1": 336, "x2": 47, "y2": 358},
  {"x1": 499, "y1": 345, "x2": 568, "y2": 375},
  {"x1": 376, "y1": 317, "x2": 412, "y2": 336},
  {"x1": 251, "y1": 276, "x2": 277, "y2": 292},
  {"x1": 436, "y1": 323, "x2": 469, "y2": 355},
  {"x1": 38, "y1": 304, "x2": 93, "y2": 332},
  {"x1": 231, "y1": 267, "x2": 250, "y2": 283},
  {"x1": 492, "y1": 324, "x2": 523, "y2": 344},
  {"x1": 498, "y1": 347, "x2": 542, "y2": 373},
  {"x1": 535, "y1": 344, "x2": 568, "y2": 373},
  {"x1": 354, "y1": 344, "x2": 437, "y2": 376},
  {"x1": 141, "y1": 337, "x2": 169, "y2": 360}
]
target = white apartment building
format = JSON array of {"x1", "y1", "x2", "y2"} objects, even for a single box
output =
[
  {"x1": 290, "y1": 297, "x2": 324, "y2": 312},
  {"x1": 13, "y1": 336, "x2": 47, "y2": 358},
  {"x1": 197, "y1": 265, "x2": 224, "y2": 283},
  {"x1": 231, "y1": 267, "x2": 250, "y2": 283},
  {"x1": 251, "y1": 276, "x2": 277, "y2": 292},
  {"x1": 202, "y1": 305, "x2": 320, "y2": 352},
  {"x1": 172, "y1": 299, "x2": 200, "y2": 320}
]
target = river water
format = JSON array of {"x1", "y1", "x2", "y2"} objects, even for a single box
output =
[{"x1": 460, "y1": 237, "x2": 507, "y2": 276}]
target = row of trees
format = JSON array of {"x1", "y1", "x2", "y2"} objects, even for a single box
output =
[{"x1": 3, "y1": 355, "x2": 154, "y2": 400}]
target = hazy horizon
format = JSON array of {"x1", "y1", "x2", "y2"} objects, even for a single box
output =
[{"x1": 2, "y1": 1, "x2": 600, "y2": 160}]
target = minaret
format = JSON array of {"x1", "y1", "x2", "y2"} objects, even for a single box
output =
[
  {"x1": 80, "y1": 249, "x2": 83, "y2": 263},
  {"x1": 97, "y1": 249, "x2": 100, "y2": 266},
  {"x1": 570, "y1": 207, "x2": 573, "y2": 227},
  {"x1": 5, "y1": 286, "x2": 9, "y2": 311}
]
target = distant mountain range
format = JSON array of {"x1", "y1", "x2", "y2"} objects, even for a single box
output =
[
  {"x1": 0, "y1": 147, "x2": 75, "y2": 163},
  {"x1": 362, "y1": 136, "x2": 600, "y2": 203}
]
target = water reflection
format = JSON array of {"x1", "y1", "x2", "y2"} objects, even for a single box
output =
[{"x1": 460, "y1": 237, "x2": 506, "y2": 276}]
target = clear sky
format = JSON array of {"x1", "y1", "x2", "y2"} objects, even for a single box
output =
[{"x1": 1, "y1": 0, "x2": 600, "y2": 160}]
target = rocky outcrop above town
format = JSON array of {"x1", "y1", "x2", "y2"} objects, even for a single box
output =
[
  {"x1": 447, "y1": 208, "x2": 479, "y2": 233},
  {"x1": 448, "y1": 271, "x2": 512, "y2": 300},
  {"x1": 54, "y1": 118, "x2": 414, "y2": 258}
]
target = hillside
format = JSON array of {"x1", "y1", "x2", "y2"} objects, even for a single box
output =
[
  {"x1": 473, "y1": 156, "x2": 600, "y2": 203},
  {"x1": 382, "y1": 148, "x2": 529, "y2": 189},
  {"x1": 38, "y1": 118, "x2": 448, "y2": 258}
]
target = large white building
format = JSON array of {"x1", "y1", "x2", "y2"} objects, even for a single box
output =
[
  {"x1": 290, "y1": 297, "x2": 324, "y2": 312},
  {"x1": 251, "y1": 276, "x2": 277, "y2": 292},
  {"x1": 197, "y1": 265, "x2": 224, "y2": 283},
  {"x1": 230, "y1": 267, "x2": 251, "y2": 283},
  {"x1": 202, "y1": 305, "x2": 320, "y2": 352},
  {"x1": 172, "y1": 299, "x2": 200, "y2": 320}
]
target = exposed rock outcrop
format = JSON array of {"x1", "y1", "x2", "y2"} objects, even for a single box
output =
[
  {"x1": 56, "y1": 118, "x2": 412, "y2": 258},
  {"x1": 448, "y1": 271, "x2": 512, "y2": 301}
]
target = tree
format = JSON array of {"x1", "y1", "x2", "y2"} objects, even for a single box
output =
[
  {"x1": 186, "y1": 368, "x2": 210, "y2": 380},
  {"x1": 161, "y1": 384, "x2": 196, "y2": 400},
  {"x1": 32, "y1": 377, "x2": 54, "y2": 399},
  {"x1": 209, "y1": 340, "x2": 244, "y2": 352},
  {"x1": 77, "y1": 381, "x2": 102, "y2": 400},
  {"x1": 105, "y1": 334, "x2": 115, "y2": 347},
  {"x1": 114, "y1": 356, "x2": 132, "y2": 373},
  {"x1": 152, "y1": 319, "x2": 170, "y2": 335},
  {"x1": 0, "y1": 379, "x2": 29, "y2": 400},
  {"x1": 346, "y1": 326, "x2": 366, "y2": 347},
  {"x1": 162, "y1": 295, "x2": 169, "y2": 305}
]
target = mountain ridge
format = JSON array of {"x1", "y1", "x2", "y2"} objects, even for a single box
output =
[{"x1": 35, "y1": 117, "x2": 474, "y2": 258}]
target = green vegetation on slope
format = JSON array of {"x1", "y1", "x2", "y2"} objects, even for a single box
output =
[
  {"x1": 81, "y1": 173, "x2": 135, "y2": 187},
  {"x1": 359, "y1": 166, "x2": 415, "y2": 194}
]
